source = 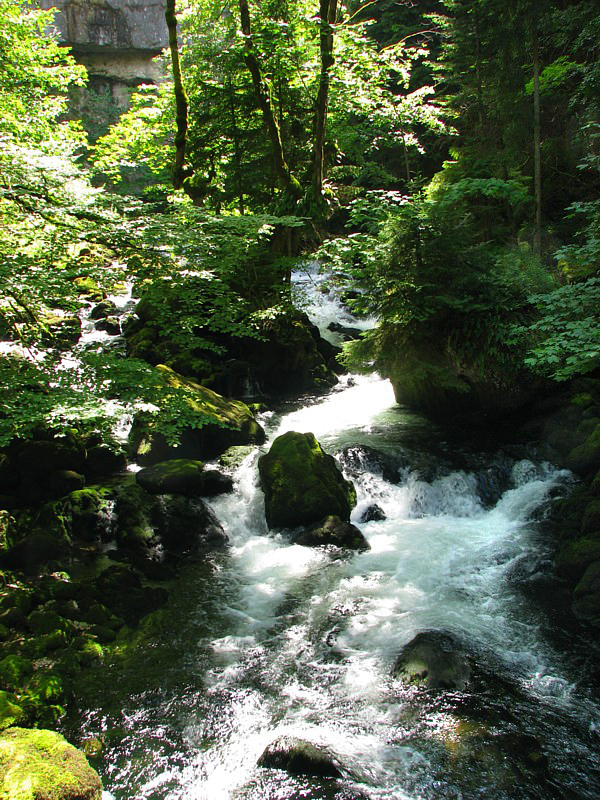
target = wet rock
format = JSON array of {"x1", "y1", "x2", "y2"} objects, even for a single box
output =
[
  {"x1": 40, "y1": 313, "x2": 82, "y2": 349},
  {"x1": 90, "y1": 300, "x2": 117, "y2": 320},
  {"x1": 0, "y1": 727, "x2": 103, "y2": 799},
  {"x1": 295, "y1": 515, "x2": 369, "y2": 551},
  {"x1": 47, "y1": 469, "x2": 86, "y2": 498},
  {"x1": 85, "y1": 444, "x2": 127, "y2": 478},
  {"x1": 258, "y1": 432, "x2": 356, "y2": 529},
  {"x1": 327, "y1": 321, "x2": 363, "y2": 340},
  {"x1": 95, "y1": 316, "x2": 121, "y2": 336},
  {"x1": 135, "y1": 459, "x2": 233, "y2": 497},
  {"x1": 16, "y1": 438, "x2": 86, "y2": 479},
  {"x1": 392, "y1": 630, "x2": 470, "y2": 690},
  {"x1": 257, "y1": 736, "x2": 343, "y2": 778},
  {"x1": 129, "y1": 366, "x2": 265, "y2": 464},
  {"x1": 339, "y1": 444, "x2": 407, "y2": 483},
  {"x1": 96, "y1": 565, "x2": 167, "y2": 625},
  {"x1": 566, "y1": 422, "x2": 600, "y2": 475},
  {"x1": 3, "y1": 532, "x2": 70, "y2": 573},
  {"x1": 360, "y1": 504, "x2": 386, "y2": 522},
  {"x1": 572, "y1": 560, "x2": 600, "y2": 626}
]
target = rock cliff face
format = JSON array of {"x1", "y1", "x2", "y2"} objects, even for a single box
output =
[{"x1": 38, "y1": 1, "x2": 168, "y2": 135}]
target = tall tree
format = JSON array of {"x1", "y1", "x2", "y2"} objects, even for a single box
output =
[{"x1": 166, "y1": 0, "x2": 190, "y2": 189}]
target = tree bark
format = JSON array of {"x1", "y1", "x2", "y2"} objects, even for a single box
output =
[
  {"x1": 238, "y1": 0, "x2": 301, "y2": 200},
  {"x1": 312, "y1": 0, "x2": 338, "y2": 200},
  {"x1": 165, "y1": 0, "x2": 189, "y2": 190}
]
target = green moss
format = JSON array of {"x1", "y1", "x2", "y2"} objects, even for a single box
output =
[
  {"x1": 556, "y1": 539, "x2": 600, "y2": 580},
  {"x1": 582, "y1": 499, "x2": 600, "y2": 536},
  {"x1": 572, "y1": 560, "x2": 600, "y2": 626},
  {"x1": 0, "y1": 656, "x2": 32, "y2": 690},
  {"x1": 0, "y1": 691, "x2": 25, "y2": 731},
  {"x1": 0, "y1": 727, "x2": 103, "y2": 799},
  {"x1": 566, "y1": 423, "x2": 600, "y2": 475},
  {"x1": 258, "y1": 431, "x2": 356, "y2": 529}
]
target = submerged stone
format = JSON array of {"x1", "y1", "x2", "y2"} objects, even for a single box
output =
[
  {"x1": 258, "y1": 431, "x2": 356, "y2": 529},
  {"x1": 0, "y1": 727, "x2": 102, "y2": 799},
  {"x1": 257, "y1": 735, "x2": 343, "y2": 778},
  {"x1": 392, "y1": 630, "x2": 471, "y2": 690}
]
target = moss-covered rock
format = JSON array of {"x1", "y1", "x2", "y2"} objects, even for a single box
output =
[
  {"x1": 129, "y1": 366, "x2": 265, "y2": 465},
  {"x1": 0, "y1": 655, "x2": 32, "y2": 690},
  {"x1": 40, "y1": 313, "x2": 82, "y2": 349},
  {"x1": 258, "y1": 432, "x2": 356, "y2": 529},
  {"x1": 135, "y1": 459, "x2": 233, "y2": 497},
  {"x1": 572, "y1": 560, "x2": 600, "y2": 626},
  {"x1": 556, "y1": 538, "x2": 600, "y2": 581},
  {"x1": 565, "y1": 422, "x2": 600, "y2": 476},
  {"x1": 0, "y1": 691, "x2": 25, "y2": 731},
  {"x1": 84, "y1": 444, "x2": 127, "y2": 478},
  {"x1": 295, "y1": 515, "x2": 370, "y2": 550},
  {"x1": 0, "y1": 727, "x2": 102, "y2": 799},
  {"x1": 581, "y1": 499, "x2": 600, "y2": 536}
]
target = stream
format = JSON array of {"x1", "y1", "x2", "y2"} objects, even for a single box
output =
[{"x1": 63, "y1": 266, "x2": 600, "y2": 799}]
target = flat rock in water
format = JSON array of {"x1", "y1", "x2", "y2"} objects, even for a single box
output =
[
  {"x1": 257, "y1": 736, "x2": 343, "y2": 778},
  {"x1": 392, "y1": 630, "x2": 470, "y2": 690},
  {"x1": 295, "y1": 515, "x2": 370, "y2": 551}
]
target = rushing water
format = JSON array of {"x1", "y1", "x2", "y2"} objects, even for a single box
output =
[{"x1": 64, "y1": 268, "x2": 600, "y2": 800}]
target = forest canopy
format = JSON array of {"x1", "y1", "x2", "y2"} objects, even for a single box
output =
[{"x1": 1, "y1": 0, "x2": 599, "y2": 444}]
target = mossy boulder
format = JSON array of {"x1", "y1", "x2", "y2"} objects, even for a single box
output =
[
  {"x1": 258, "y1": 432, "x2": 356, "y2": 529},
  {"x1": 257, "y1": 736, "x2": 343, "y2": 778},
  {"x1": 392, "y1": 630, "x2": 471, "y2": 690},
  {"x1": 0, "y1": 727, "x2": 102, "y2": 799},
  {"x1": 85, "y1": 444, "x2": 127, "y2": 478},
  {"x1": 0, "y1": 691, "x2": 25, "y2": 731},
  {"x1": 40, "y1": 314, "x2": 82, "y2": 349},
  {"x1": 135, "y1": 459, "x2": 232, "y2": 496},
  {"x1": 566, "y1": 422, "x2": 600, "y2": 476},
  {"x1": 295, "y1": 515, "x2": 369, "y2": 551},
  {"x1": 556, "y1": 538, "x2": 600, "y2": 581},
  {"x1": 572, "y1": 560, "x2": 600, "y2": 626},
  {"x1": 0, "y1": 655, "x2": 32, "y2": 690},
  {"x1": 129, "y1": 366, "x2": 265, "y2": 465}
]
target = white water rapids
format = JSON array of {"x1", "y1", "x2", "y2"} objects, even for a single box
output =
[{"x1": 86, "y1": 264, "x2": 600, "y2": 800}]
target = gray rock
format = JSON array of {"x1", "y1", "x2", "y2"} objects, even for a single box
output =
[{"x1": 295, "y1": 515, "x2": 369, "y2": 551}]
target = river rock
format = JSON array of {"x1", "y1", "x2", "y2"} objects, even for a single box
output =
[
  {"x1": 257, "y1": 735, "x2": 343, "y2": 778},
  {"x1": 129, "y1": 366, "x2": 265, "y2": 464},
  {"x1": 392, "y1": 630, "x2": 471, "y2": 690},
  {"x1": 258, "y1": 432, "x2": 356, "y2": 529},
  {"x1": 95, "y1": 316, "x2": 121, "y2": 335},
  {"x1": 0, "y1": 727, "x2": 102, "y2": 799},
  {"x1": 361, "y1": 504, "x2": 386, "y2": 522},
  {"x1": 327, "y1": 321, "x2": 363, "y2": 340},
  {"x1": 136, "y1": 459, "x2": 233, "y2": 497},
  {"x1": 295, "y1": 515, "x2": 369, "y2": 551},
  {"x1": 90, "y1": 300, "x2": 117, "y2": 320}
]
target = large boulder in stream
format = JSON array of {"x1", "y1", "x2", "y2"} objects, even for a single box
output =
[
  {"x1": 257, "y1": 736, "x2": 343, "y2": 778},
  {"x1": 295, "y1": 515, "x2": 369, "y2": 551},
  {"x1": 0, "y1": 727, "x2": 102, "y2": 799},
  {"x1": 129, "y1": 366, "x2": 265, "y2": 465},
  {"x1": 392, "y1": 630, "x2": 471, "y2": 690},
  {"x1": 258, "y1": 432, "x2": 356, "y2": 529}
]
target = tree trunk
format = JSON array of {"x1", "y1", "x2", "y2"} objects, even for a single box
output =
[
  {"x1": 312, "y1": 0, "x2": 338, "y2": 201},
  {"x1": 165, "y1": 0, "x2": 188, "y2": 190},
  {"x1": 227, "y1": 78, "x2": 245, "y2": 215},
  {"x1": 532, "y1": 29, "x2": 542, "y2": 256},
  {"x1": 238, "y1": 0, "x2": 301, "y2": 201}
]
